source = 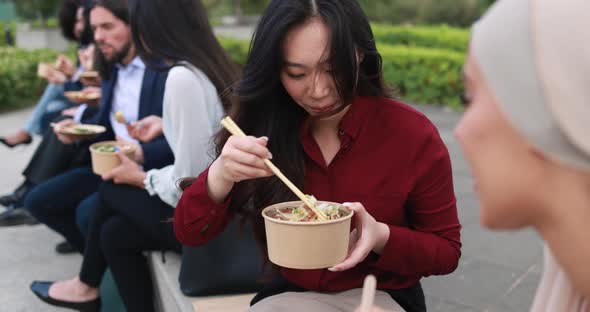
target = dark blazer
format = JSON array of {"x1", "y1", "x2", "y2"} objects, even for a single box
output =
[{"x1": 85, "y1": 66, "x2": 174, "y2": 171}]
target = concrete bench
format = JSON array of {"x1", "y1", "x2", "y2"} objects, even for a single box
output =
[{"x1": 149, "y1": 252, "x2": 255, "y2": 312}]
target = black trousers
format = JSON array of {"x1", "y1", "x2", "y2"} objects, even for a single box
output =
[
  {"x1": 79, "y1": 182, "x2": 181, "y2": 312},
  {"x1": 251, "y1": 274, "x2": 427, "y2": 312},
  {"x1": 25, "y1": 167, "x2": 102, "y2": 252}
]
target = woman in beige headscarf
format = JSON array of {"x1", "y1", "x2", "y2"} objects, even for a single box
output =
[{"x1": 455, "y1": 0, "x2": 590, "y2": 310}]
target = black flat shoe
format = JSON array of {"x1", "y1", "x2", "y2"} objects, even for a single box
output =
[
  {"x1": 0, "y1": 207, "x2": 38, "y2": 227},
  {"x1": 0, "y1": 181, "x2": 31, "y2": 207},
  {"x1": 0, "y1": 135, "x2": 32, "y2": 148},
  {"x1": 30, "y1": 281, "x2": 100, "y2": 312},
  {"x1": 0, "y1": 193, "x2": 17, "y2": 207},
  {"x1": 55, "y1": 240, "x2": 77, "y2": 254}
]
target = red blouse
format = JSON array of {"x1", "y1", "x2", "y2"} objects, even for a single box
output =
[{"x1": 174, "y1": 96, "x2": 461, "y2": 292}]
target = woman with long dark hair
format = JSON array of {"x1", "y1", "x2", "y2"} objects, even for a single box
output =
[
  {"x1": 29, "y1": 0, "x2": 239, "y2": 311},
  {"x1": 175, "y1": 1, "x2": 461, "y2": 311},
  {"x1": 0, "y1": 0, "x2": 88, "y2": 148}
]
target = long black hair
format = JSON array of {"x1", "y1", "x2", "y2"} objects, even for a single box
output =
[
  {"x1": 218, "y1": 0, "x2": 391, "y2": 248},
  {"x1": 58, "y1": 0, "x2": 81, "y2": 41},
  {"x1": 92, "y1": 0, "x2": 128, "y2": 23},
  {"x1": 60, "y1": 0, "x2": 94, "y2": 46},
  {"x1": 128, "y1": 0, "x2": 241, "y2": 112},
  {"x1": 79, "y1": 0, "x2": 95, "y2": 46}
]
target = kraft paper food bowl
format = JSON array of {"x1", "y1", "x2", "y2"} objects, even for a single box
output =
[
  {"x1": 261, "y1": 201, "x2": 354, "y2": 269},
  {"x1": 89, "y1": 141, "x2": 137, "y2": 175}
]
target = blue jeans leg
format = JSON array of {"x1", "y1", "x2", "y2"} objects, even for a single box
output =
[{"x1": 24, "y1": 84, "x2": 71, "y2": 135}]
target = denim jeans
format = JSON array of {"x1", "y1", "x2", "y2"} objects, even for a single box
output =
[{"x1": 24, "y1": 83, "x2": 72, "y2": 135}]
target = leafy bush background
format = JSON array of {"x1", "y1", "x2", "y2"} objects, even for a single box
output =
[
  {"x1": 204, "y1": 0, "x2": 491, "y2": 28},
  {"x1": 0, "y1": 47, "x2": 60, "y2": 110},
  {"x1": 1, "y1": 24, "x2": 467, "y2": 110},
  {"x1": 218, "y1": 24, "x2": 467, "y2": 108},
  {"x1": 0, "y1": 21, "x2": 17, "y2": 46},
  {"x1": 372, "y1": 24, "x2": 468, "y2": 53}
]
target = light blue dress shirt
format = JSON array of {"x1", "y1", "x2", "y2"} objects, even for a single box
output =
[{"x1": 110, "y1": 57, "x2": 145, "y2": 142}]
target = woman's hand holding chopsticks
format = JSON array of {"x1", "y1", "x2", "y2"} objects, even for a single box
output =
[
  {"x1": 207, "y1": 135, "x2": 274, "y2": 203},
  {"x1": 220, "y1": 117, "x2": 328, "y2": 220}
]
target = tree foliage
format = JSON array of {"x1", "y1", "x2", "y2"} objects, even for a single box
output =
[
  {"x1": 358, "y1": 0, "x2": 485, "y2": 27},
  {"x1": 13, "y1": 0, "x2": 60, "y2": 24}
]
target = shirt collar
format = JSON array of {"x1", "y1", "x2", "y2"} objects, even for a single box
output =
[
  {"x1": 300, "y1": 96, "x2": 376, "y2": 145},
  {"x1": 115, "y1": 56, "x2": 145, "y2": 71},
  {"x1": 338, "y1": 96, "x2": 375, "y2": 141}
]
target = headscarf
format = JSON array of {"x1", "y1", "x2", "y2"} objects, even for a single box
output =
[{"x1": 471, "y1": 1, "x2": 590, "y2": 310}]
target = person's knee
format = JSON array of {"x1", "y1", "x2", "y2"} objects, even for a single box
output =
[
  {"x1": 24, "y1": 185, "x2": 49, "y2": 219},
  {"x1": 46, "y1": 100, "x2": 68, "y2": 113}
]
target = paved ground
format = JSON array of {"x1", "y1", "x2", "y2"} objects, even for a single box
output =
[
  {"x1": 416, "y1": 106, "x2": 543, "y2": 312},
  {"x1": 0, "y1": 107, "x2": 83, "y2": 312},
  {"x1": 0, "y1": 104, "x2": 543, "y2": 312}
]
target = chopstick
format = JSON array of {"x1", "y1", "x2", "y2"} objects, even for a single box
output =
[
  {"x1": 360, "y1": 275, "x2": 377, "y2": 312},
  {"x1": 220, "y1": 117, "x2": 328, "y2": 221}
]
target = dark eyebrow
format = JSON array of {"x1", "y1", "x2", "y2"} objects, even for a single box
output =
[
  {"x1": 284, "y1": 60, "x2": 331, "y2": 68},
  {"x1": 284, "y1": 61, "x2": 306, "y2": 68}
]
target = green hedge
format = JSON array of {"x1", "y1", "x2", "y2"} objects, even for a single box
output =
[
  {"x1": 218, "y1": 37, "x2": 250, "y2": 65},
  {"x1": 0, "y1": 21, "x2": 17, "y2": 46},
  {"x1": 378, "y1": 44, "x2": 464, "y2": 108},
  {"x1": 0, "y1": 35, "x2": 464, "y2": 111},
  {"x1": 221, "y1": 24, "x2": 470, "y2": 54},
  {"x1": 217, "y1": 37, "x2": 464, "y2": 108},
  {"x1": 30, "y1": 18, "x2": 59, "y2": 29},
  {"x1": 360, "y1": 0, "x2": 486, "y2": 27},
  {"x1": 372, "y1": 23, "x2": 469, "y2": 53},
  {"x1": 0, "y1": 47, "x2": 59, "y2": 109}
]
